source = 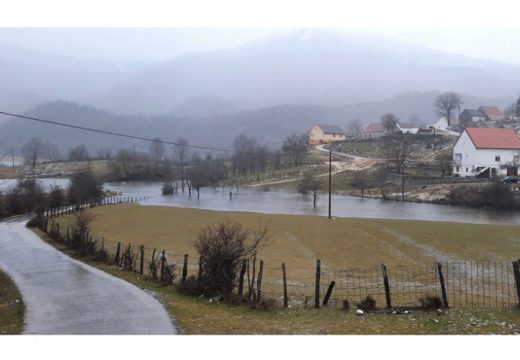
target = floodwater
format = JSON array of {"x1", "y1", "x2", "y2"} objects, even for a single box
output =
[{"x1": 103, "y1": 181, "x2": 520, "y2": 225}]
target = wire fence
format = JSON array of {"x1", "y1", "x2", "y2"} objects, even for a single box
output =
[{"x1": 37, "y1": 200, "x2": 520, "y2": 310}]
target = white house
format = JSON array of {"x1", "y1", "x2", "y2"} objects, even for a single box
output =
[
  {"x1": 397, "y1": 122, "x2": 419, "y2": 134},
  {"x1": 453, "y1": 127, "x2": 520, "y2": 177},
  {"x1": 433, "y1": 117, "x2": 449, "y2": 130}
]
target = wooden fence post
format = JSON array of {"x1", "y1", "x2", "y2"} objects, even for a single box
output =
[
  {"x1": 322, "y1": 281, "x2": 336, "y2": 306},
  {"x1": 160, "y1": 250, "x2": 166, "y2": 282},
  {"x1": 246, "y1": 260, "x2": 251, "y2": 297},
  {"x1": 437, "y1": 262, "x2": 449, "y2": 308},
  {"x1": 198, "y1": 257, "x2": 204, "y2": 291},
  {"x1": 282, "y1": 262, "x2": 288, "y2": 307},
  {"x1": 114, "y1": 241, "x2": 121, "y2": 265},
  {"x1": 315, "y1": 259, "x2": 321, "y2": 309},
  {"x1": 382, "y1": 264, "x2": 392, "y2": 309},
  {"x1": 257, "y1": 260, "x2": 264, "y2": 303},
  {"x1": 238, "y1": 259, "x2": 246, "y2": 296},
  {"x1": 182, "y1": 254, "x2": 189, "y2": 283},
  {"x1": 249, "y1": 256, "x2": 257, "y2": 300},
  {"x1": 139, "y1": 245, "x2": 144, "y2": 275},
  {"x1": 512, "y1": 260, "x2": 520, "y2": 306}
]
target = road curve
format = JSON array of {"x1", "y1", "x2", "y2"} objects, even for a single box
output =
[
  {"x1": 315, "y1": 144, "x2": 385, "y2": 161},
  {"x1": 0, "y1": 219, "x2": 176, "y2": 334}
]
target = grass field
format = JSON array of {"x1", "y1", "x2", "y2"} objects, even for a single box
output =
[
  {"x1": 60, "y1": 204, "x2": 520, "y2": 271},
  {"x1": 31, "y1": 228, "x2": 520, "y2": 334},
  {"x1": 0, "y1": 269, "x2": 24, "y2": 335},
  {"x1": 55, "y1": 204, "x2": 520, "y2": 308}
]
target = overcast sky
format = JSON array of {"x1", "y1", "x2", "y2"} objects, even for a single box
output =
[{"x1": 1, "y1": 27, "x2": 520, "y2": 65}]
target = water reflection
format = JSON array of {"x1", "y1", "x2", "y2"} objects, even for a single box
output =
[{"x1": 104, "y1": 181, "x2": 520, "y2": 225}]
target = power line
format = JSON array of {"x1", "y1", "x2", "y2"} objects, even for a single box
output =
[{"x1": 0, "y1": 110, "x2": 240, "y2": 154}]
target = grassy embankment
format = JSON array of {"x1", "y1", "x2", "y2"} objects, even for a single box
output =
[
  {"x1": 37, "y1": 204, "x2": 520, "y2": 334},
  {"x1": 0, "y1": 269, "x2": 25, "y2": 335},
  {"x1": 0, "y1": 159, "x2": 109, "y2": 180}
]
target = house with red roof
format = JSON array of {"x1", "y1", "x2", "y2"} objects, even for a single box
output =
[
  {"x1": 453, "y1": 127, "x2": 520, "y2": 177},
  {"x1": 478, "y1": 106, "x2": 505, "y2": 122},
  {"x1": 362, "y1": 122, "x2": 386, "y2": 139}
]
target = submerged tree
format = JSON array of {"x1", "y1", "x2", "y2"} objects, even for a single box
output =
[{"x1": 297, "y1": 174, "x2": 322, "y2": 207}]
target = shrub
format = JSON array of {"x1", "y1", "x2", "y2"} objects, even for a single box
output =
[
  {"x1": 68, "y1": 171, "x2": 103, "y2": 204},
  {"x1": 176, "y1": 275, "x2": 200, "y2": 296},
  {"x1": 162, "y1": 182, "x2": 174, "y2": 195},
  {"x1": 418, "y1": 294, "x2": 443, "y2": 309},
  {"x1": 194, "y1": 220, "x2": 268, "y2": 296},
  {"x1": 356, "y1": 295, "x2": 377, "y2": 312}
]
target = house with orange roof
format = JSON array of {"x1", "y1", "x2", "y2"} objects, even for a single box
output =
[
  {"x1": 362, "y1": 122, "x2": 386, "y2": 139},
  {"x1": 453, "y1": 127, "x2": 520, "y2": 177},
  {"x1": 478, "y1": 106, "x2": 505, "y2": 122}
]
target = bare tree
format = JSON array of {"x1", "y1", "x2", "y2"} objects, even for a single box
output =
[
  {"x1": 45, "y1": 141, "x2": 60, "y2": 162},
  {"x1": 350, "y1": 172, "x2": 371, "y2": 198},
  {"x1": 21, "y1": 137, "x2": 46, "y2": 175},
  {"x1": 96, "y1": 147, "x2": 113, "y2": 160},
  {"x1": 231, "y1": 134, "x2": 258, "y2": 176},
  {"x1": 348, "y1": 119, "x2": 363, "y2": 138},
  {"x1": 383, "y1": 135, "x2": 414, "y2": 200},
  {"x1": 149, "y1": 137, "x2": 165, "y2": 164},
  {"x1": 297, "y1": 174, "x2": 322, "y2": 207},
  {"x1": 68, "y1": 144, "x2": 90, "y2": 162},
  {"x1": 174, "y1": 137, "x2": 189, "y2": 165},
  {"x1": 435, "y1": 92, "x2": 462, "y2": 126},
  {"x1": 381, "y1": 113, "x2": 399, "y2": 134},
  {"x1": 282, "y1": 134, "x2": 308, "y2": 167}
]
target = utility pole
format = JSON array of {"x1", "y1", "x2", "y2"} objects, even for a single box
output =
[
  {"x1": 433, "y1": 127, "x2": 436, "y2": 153},
  {"x1": 401, "y1": 157, "x2": 405, "y2": 201},
  {"x1": 10, "y1": 149, "x2": 15, "y2": 173},
  {"x1": 328, "y1": 148, "x2": 332, "y2": 219}
]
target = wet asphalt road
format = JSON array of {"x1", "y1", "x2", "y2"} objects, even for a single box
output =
[{"x1": 0, "y1": 219, "x2": 176, "y2": 334}]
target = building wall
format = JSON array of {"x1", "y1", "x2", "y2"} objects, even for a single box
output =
[
  {"x1": 308, "y1": 126, "x2": 346, "y2": 144},
  {"x1": 453, "y1": 130, "x2": 520, "y2": 177},
  {"x1": 362, "y1": 131, "x2": 384, "y2": 139}
]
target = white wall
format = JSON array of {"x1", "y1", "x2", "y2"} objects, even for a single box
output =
[{"x1": 453, "y1": 129, "x2": 520, "y2": 177}]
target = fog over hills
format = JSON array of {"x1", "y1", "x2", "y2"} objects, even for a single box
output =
[
  {"x1": 0, "y1": 28, "x2": 518, "y2": 154},
  {"x1": 91, "y1": 29, "x2": 519, "y2": 115},
  {"x1": 0, "y1": 44, "x2": 149, "y2": 114}
]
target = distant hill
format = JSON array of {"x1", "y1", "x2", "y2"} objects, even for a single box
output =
[
  {"x1": 0, "y1": 90, "x2": 511, "y2": 156},
  {"x1": 91, "y1": 29, "x2": 520, "y2": 115}
]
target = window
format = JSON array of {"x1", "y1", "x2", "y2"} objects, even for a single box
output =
[
  {"x1": 456, "y1": 166, "x2": 460, "y2": 172},
  {"x1": 495, "y1": 155, "x2": 501, "y2": 162},
  {"x1": 466, "y1": 167, "x2": 468, "y2": 172}
]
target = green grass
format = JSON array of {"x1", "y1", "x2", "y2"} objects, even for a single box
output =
[{"x1": 0, "y1": 269, "x2": 25, "y2": 335}]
